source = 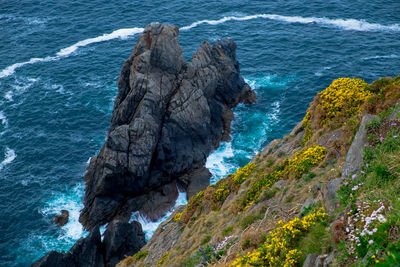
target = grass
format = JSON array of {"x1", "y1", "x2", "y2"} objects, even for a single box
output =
[
  {"x1": 298, "y1": 222, "x2": 333, "y2": 264},
  {"x1": 335, "y1": 118, "x2": 400, "y2": 266},
  {"x1": 222, "y1": 226, "x2": 233, "y2": 237}
]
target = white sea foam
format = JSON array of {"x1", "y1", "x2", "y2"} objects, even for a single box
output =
[
  {"x1": 56, "y1": 27, "x2": 144, "y2": 57},
  {"x1": 362, "y1": 54, "x2": 400, "y2": 60},
  {"x1": 41, "y1": 183, "x2": 88, "y2": 241},
  {"x1": 131, "y1": 190, "x2": 187, "y2": 240},
  {"x1": 0, "y1": 28, "x2": 144, "y2": 79},
  {"x1": 206, "y1": 142, "x2": 236, "y2": 184},
  {"x1": 4, "y1": 91, "x2": 13, "y2": 101},
  {"x1": 0, "y1": 111, "x2": 8, "y2": 128},
  {"x1": 1, "y1": 14, "x2": 397, "y2": 79},
  {"x1": 181, "y1": 14, "x2": 400, "y2": 32},
  {"x1": 0, "y1": 147, "x2": 16, "y2": 171}
]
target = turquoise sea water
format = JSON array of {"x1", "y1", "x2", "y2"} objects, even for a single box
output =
[{"x1": 0, "y1": 1, "x2": 399, "y2": 265}]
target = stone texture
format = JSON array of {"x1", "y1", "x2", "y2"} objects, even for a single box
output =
[
  {"x1": 31, "y1": 226, "x2": 104, "y2": 267},
  {"x1": 103, "y1": 221, "x2": 146, "y2": 267},
  {"x1": 322, "y1": 178, "x2": 342, "y2": 213},
  {"x1": 302, "y1": 254, "x2": 317, "y2": 267},
  {"x1": 54, "y1": 209, "x2": 69, "y2": 226},
  {"x1": 79, "y1": 23, "x2": 255, "y2": 230},
  {"x1": 341, "y1": 114, "x2": 378, "y2": 179},
  {"x1": 32, "y1": 222, "x2": 146, "y2": 267}
]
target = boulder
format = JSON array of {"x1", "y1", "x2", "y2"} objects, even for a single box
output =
[
  {"x1": 54, "y1": 210, "x2": 69, "y2": 226},
  {"x1": 103, "y1": 220, "x2": 146, "y2": 267},
  {"x1": 79, "y1": 23, "x2": 255, "y2": 230}
]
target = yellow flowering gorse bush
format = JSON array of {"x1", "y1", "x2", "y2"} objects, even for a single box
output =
[
  {"x1": 232, "y1": 208, "x2": 327, "y2": 267},
  {"x1": 286, "y1": 145, "x2": 327, "y2": 178},
  {"x1": 301, "y1": 78, "x2": 371, "y2": 144},
  {"x1": 318, "y1": 77, "x2": 371, "y2": 125},
  {"x1": 233, "y1": 163, "x2": 256, "y2": 185}
]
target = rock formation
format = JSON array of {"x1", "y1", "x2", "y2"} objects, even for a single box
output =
[
  {"x1": 32, "y1": 221, "x2": 145, "y2": 267},
  {"x1": 79, "y1": 23, "x2": 256, "y2": 229},
  {"x1": 54, "y1": 210, "x2": 69, "y2": 226}
]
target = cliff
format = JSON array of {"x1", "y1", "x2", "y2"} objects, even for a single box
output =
[
  {"x1": 79, "y1": 23, "x2": 256, "y2": 230},
  {"x1": 118, "y1": 75, "x2": 400, "y2": 266}
]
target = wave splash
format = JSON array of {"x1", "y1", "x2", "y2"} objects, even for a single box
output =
[
  {"x1": 181, "y1": 14, "x2": 400, "y2": 32},
  {"x1": 1, "y1": 14, "x2": 398, "y2": 79},
  {"x1": 0, "y1": 28, "x2": 144, "y2": 79},
  {"x1": 131, "y1": 190, "x2": 187, "y2": 241},
  {"x1": 0, "y1": 147, "x2": 16, "y2": 171}
]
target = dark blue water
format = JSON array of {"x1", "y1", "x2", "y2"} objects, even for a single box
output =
[{"x1": 1, "y1": 1, "x2": 399, "y2": 265}]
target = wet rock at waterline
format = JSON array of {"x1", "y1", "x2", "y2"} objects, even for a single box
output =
[
  {"x1": 54, "y1": 209, "x2": 69, "y2": 226},
  {"x1": 32, "y1": 221, "x2": 146, "y2": 267}
]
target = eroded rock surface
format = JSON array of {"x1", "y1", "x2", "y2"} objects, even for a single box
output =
[{"x1": 79, "y1": 23, "x2": 256, "y2": 230}]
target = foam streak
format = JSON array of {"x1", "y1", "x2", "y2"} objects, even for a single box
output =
[
  {"x1": 180, "y1": 14, "x2": 400, "y2": 32},
  {"x1": 0, "y1": 147, "x2": 16, "y2": 171},
  {"x1": 0, "y1": 28, "x2": 144, "y2": 79}
]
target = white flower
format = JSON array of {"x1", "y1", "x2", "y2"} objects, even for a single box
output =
[
  {"x1": 377, "y1": 214, "x2": 387, "y2": 223},
  {"x1": 369, "y1": 240, "x2": 374, "y2": 245},
  {"x1": 346, "y1": 227, "x2": 350, "y2": 233}
]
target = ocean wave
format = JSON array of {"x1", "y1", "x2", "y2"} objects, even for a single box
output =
[
  {"x1": 131, "y1": 190, "x2": 187, "y2": 240},
  {"x1": 0, "y1": 111, "x2": 8, "y2": 128},
  {"x1": 206, "y1": 142, "x2": 236, "y2": 184},
  {"x1": 362, "y1": 54, "x2": 400, "y2": 60},
  {"x1": 0, "y1": 28, "x2": 144, "y2": 79},
  {"x1": 180, "y1": 14, "x2": 400, "y2": 32},
  {"x1": 40, "y1": 183, "x2": 88, "y2": 241},
  {"x1": 244, "y1": 75, "x2": 293, "y2": 90},
  {"x1": 0, "y1": 147, "x2": 16, "y2": 171},
  {"x1": 56, "y1": 27, "x2": 144, "y2": 57},
  {"x1": 0, "y1": 14, "x2": 47, "y2": 25},
  {"x1": 1, "y1": 14, "x2": 398, "y2": 79}
]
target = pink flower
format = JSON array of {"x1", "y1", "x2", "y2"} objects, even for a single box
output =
[
  {"x1": 360, "y1": 170, "x2": 365, "y2": 174},
  {"x1": 366, "y1": 163, "x2": 369, "y2": 168},
  {"x1": 391, "y1": 122, "x2": 397, "y2": 126},
  {"x1": 337, "y1": 204, "x2": 340, "y2": 207},
  {"x1": 380, "y1": 136, "x2": 384, "y2": 142},
  {"x1": 394, "y1": 135, "x2": 398, "y2": 139},
  {"x1": 352, "y1": 174, "x2": 357, "y2": 179}
]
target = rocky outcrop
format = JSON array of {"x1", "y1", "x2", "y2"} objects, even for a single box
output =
[
  {"x1": 103, "y1": 221, "x2": 146, "y2": 267},
  {"x1": 32, "y1": 222, "x2": 145, "y2": 267},
  {"x1": 54, "y1": 210, "x2": 69, "y2": 226},
  {"x1": 341, "y1": 114, "x2": 378, "y2": 179},
  {"x1": 79, "y1": 23, "x2": 256, "y2": 229},
  {"x1": 32, "y1": 226, "x2": 104, "y2": 267}
]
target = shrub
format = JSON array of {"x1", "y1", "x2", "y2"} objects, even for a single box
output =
[
  {"x1": 232, "y1": 208, "x2": 327, "y2": 266},
  {"x1": 233, "y1": 163, "x2": 256, "y2": 185},
  {"x1": 317, "y1": 78, "x2": 371, "y2": 125},
  {"x1": 287, "y1": 146, "x2": 327, "y2": 178}
]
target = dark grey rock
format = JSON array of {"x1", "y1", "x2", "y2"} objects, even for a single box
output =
[
  {"x1": 79, "y1": 23, "x2": 255, "y2": 230},
  {"x1": 322, "y1": 178, "x2": 342, "y2": 212},
  {"x1": 103, "y1": 220, "x2": 146, "y2": 267},
  {"x1": 54, "y1": 209, "x2": 69, "y2": 226},
  {"x1": 341, "y1": 114, "x2": 378, "y2": 179},
  {"x1": 31, "y1": 226, "x2": 104, "y2": 267},
  {"x1": 302, "y1": 254, "x2": 317, "y2": 267},
  {"x1": 32, "y1": 221, "x2": 147, "y2": 267}
]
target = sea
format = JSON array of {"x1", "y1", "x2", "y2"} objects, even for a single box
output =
[{"x1": 0, "y1": 0, "x2": 399, "y2": 265}]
